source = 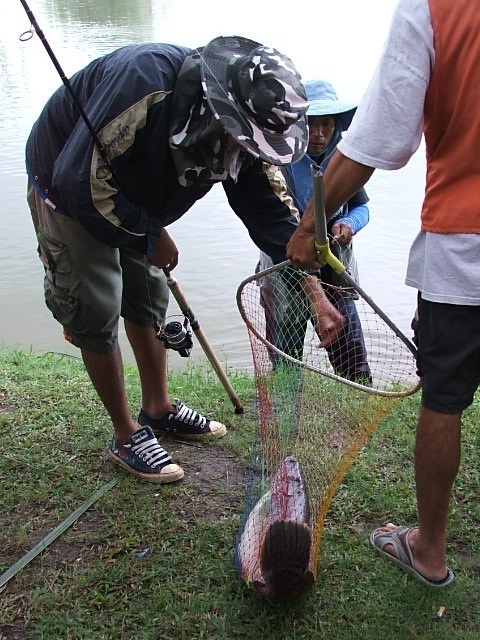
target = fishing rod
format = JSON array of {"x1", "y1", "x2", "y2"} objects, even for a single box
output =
[
  {"x1": 18, "y1": 0, "x2": 111, "y2": 170},
  {"x1": 18, "y1": 0, "x2": 244, "y2": 413}
]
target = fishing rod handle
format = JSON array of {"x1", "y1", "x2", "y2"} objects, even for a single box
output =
[{"x1": 162, "y1": 268, "x2": 244, "y2": 413}]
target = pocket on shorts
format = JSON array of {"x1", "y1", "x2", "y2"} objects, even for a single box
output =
[
  {"x1": 43, "y1": 278, "x2": 90, "y2": 330},
  {"x1": 37, "y1": 228, "x2": 72, "y2": 274},
  {"x1": 37, "y1": 229, "x2": 90, "y2": 331}
]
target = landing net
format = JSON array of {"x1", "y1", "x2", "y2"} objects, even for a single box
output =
[{"x1": 234, "y1": 262, "x2": 420, "y2": 601}]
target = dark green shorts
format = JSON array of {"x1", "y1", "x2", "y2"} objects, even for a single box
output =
[{"x1": 27, "y1": 181, "x2": 169, "y2": 353}]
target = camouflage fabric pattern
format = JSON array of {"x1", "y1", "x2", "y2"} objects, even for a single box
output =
[
  {"x1": 200, "y1": 36, "x2": 308, "y2": 165},
  {"x1": 169, "y1": 49, "x2": 253, "y2": 187}
]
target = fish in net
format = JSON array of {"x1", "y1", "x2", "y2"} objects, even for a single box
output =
[{"x1": 234, "y1": 261, "x2": 420, "y2": 601}]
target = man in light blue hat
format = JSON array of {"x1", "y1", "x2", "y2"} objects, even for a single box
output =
[{"x1": 259, "y1": 79, "x2": 372, "y2": 381}]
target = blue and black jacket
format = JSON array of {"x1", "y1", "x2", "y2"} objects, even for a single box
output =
[{"x1": 26, "y1": 43, "x2": 298, "y2": 263}]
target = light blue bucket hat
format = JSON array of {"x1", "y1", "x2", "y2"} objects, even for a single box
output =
[{"x1": 305, "y1": 79, "x2": 357, "y2": 131}]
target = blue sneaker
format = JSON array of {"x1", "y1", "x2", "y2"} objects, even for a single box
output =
[
  {"x1": 138, "y1": 398, "x2": 227, "y2": 439},
  {"x1": 108, "y1": 425, "x2": 184, "y2": 483}
]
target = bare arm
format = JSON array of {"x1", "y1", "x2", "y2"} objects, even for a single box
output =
[
  {"x1": 324, "y1": 152, "x2": 376, "y2": 221},
  {"x1": 300, "y1": 275, "x2": 345, "y2": 348},
  {"x1": 286, "y1": 151, "x2": 375, "y2": 269}
]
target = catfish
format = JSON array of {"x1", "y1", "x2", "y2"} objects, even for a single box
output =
[{"x1": 236, "y1": 455, "x2": 314, "y2": 601}]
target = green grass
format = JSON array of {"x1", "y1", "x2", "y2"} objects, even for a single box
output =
[{"x1": 0, "y1": 346, "x2": 478, "y2": 640}]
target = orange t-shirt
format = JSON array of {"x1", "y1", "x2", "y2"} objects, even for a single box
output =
[{"x1": 422, "y1": 0, "x2": 480, "y2": 234}]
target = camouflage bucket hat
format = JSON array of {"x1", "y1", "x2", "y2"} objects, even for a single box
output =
[{"x1": 199, "y1": 35, "x2": 309, "y2": 165}]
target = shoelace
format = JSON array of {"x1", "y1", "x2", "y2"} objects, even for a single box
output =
[
  {"x1": 172, "y1": 399, "x2": 207, "y2": 428},
  {"x1": 126, "y1": 436, "x2": 171, "y2": 469}
]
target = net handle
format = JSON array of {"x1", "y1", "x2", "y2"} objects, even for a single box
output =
[{"x1": 311, "y1": 166, "x2": 345, "y2": 275}]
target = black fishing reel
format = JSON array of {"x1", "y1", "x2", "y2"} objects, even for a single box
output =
[{"x1": 156, "y1": 316, "x2": 193, "y2": 357}]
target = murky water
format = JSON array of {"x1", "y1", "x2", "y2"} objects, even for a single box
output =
[{"x1": 0, "y1": 0, "x2": 424, "y2": 372}]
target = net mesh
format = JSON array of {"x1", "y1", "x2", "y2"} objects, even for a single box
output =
[{"x1": 234, "y1": 263, "x2": 420, "y2": 601}]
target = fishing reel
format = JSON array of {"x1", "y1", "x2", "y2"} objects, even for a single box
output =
[{"x1": 156, "y1": 316, "x2": 193, "y2": 357}]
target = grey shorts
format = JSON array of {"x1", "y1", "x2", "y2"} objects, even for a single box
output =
[
  {"x1": 27, "y1": 181, "x2": 169, "y2": 353},
  {"x1": 414, "y1": 293, "x2": 480, "y2": 413}
]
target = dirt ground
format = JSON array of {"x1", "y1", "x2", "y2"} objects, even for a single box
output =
[{"x1": 168, "y1": 439, "x2": 247, "y2": 521}]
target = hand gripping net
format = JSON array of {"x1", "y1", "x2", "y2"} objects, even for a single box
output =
[{"x1": 234, "y1": 262, "x2": 420, "y2": 601}]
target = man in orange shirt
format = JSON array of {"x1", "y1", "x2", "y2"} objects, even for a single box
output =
[{"x1": 288, "y1": 0, "x2": 480, "y2": 588}]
